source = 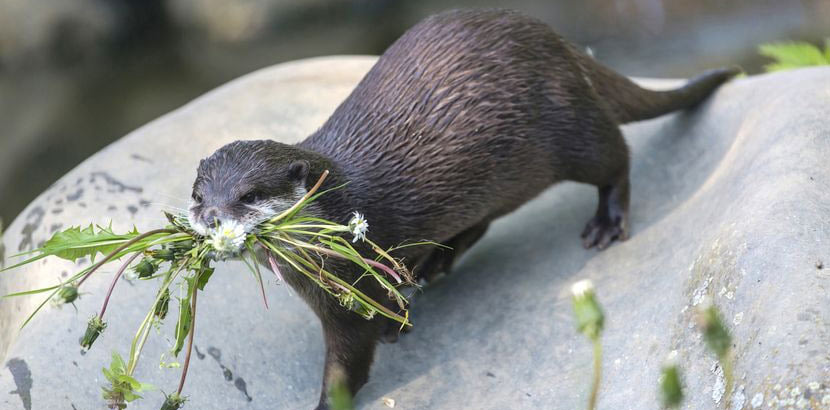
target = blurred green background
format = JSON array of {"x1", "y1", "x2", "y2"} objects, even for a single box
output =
[{"x1": 0, "y1": 0, "x2": 828, "y2": 224}]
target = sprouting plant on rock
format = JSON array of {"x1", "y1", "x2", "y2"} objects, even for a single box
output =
[{"x1": 571, "y1": 279, "x2": 604, "y2": 410}]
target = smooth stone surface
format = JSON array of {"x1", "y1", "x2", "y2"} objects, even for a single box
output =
[{"x1": 1, "y1": 57, "x2": 828, "y2": 410}]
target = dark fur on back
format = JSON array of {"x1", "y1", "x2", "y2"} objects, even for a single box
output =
[
  {"x1": 193, "y1": 9, "x2": 737, "y2": 409},
  {"x1": 301, "y1": 9, "x2": 736, "y2": 253}
]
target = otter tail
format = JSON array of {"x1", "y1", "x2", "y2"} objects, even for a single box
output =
[{"x1": 574, "y1": 50, "x2": 740, "y2": 124}]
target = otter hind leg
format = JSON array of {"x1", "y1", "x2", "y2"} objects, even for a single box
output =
[
  {"x1": 581, "y1": 175, "x2": 630, "y2": 250},
  {"x1": 562, "y1": 117, "x2": 631, "y2": 250}
]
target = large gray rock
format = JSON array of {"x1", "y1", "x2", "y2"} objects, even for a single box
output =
[{"x1": 0, "y1": 57, "x2": 828, "y2": 410}]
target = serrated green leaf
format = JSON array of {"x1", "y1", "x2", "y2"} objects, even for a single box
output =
[{"x1": 1, "y1": 225, "x2": 141, "y2": 273}]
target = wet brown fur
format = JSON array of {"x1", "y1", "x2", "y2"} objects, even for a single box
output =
[{"x1": 192, "y1": 9, "x2": 738, "y2": 409}]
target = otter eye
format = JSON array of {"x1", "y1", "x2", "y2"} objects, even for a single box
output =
[
  {"x1": 240, "y1": 191, "x2": 263, "y2": 204},
  {"x1": 192, "y1": 193, "x2": 203, "y2": 203}
]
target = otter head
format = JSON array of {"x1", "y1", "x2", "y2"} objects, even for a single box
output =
[{"x1": 188, "y1": 140, "x2": 311, "y2": 243}]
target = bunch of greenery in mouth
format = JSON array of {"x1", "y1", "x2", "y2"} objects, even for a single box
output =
[{"x1": 2, "y1": 170, "x2": 431, "y2": 409}]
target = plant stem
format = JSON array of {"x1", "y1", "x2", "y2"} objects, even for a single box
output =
[
  {"x1": 177, "y1": 274, "x2": 199, "y2": 395},
  {"x1": 266, "y1": 251, "x2": 285, "y2": 283},
  {"x1": 313, "y1": 246, "x2": 402, "y2": 284},
  {"x1": 126, "y1": 261, "x2": 186, "y2": 375},
  {"x1": 588, "y1": 337, "x2": 602, "y2": 410},
  {"x1": 98, "y1": 251, "x2": 141, "y2": 319},
  {"x1": 78, "y1": 229, "x2": 176, "y2": 286},
  {"x1": 128, "y1": 310, "x2": 154, "y2": 376},
  {"x1": 265, "y1": 242, "x2": 410, "y2": 326},
  {"x1": 268, "y1": 170, "x2": 329, "y2": 223},
  {"x1": 241, "y1": 246, "x2": 268, "y2": 309},
  {"x1": 281, "y1": 235, "x2": 403, "y2": 285}
]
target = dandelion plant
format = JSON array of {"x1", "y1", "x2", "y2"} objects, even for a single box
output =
[
  {"x1": 1, "y1": 170, "x2": 432, "y2": 409},
  {"x1": 571, "y1": 279, "x2": 604, "y2": 410}
]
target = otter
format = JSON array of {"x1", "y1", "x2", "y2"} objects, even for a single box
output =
[{"x1": 188, "y1": 9, "x2": 738, "y2": 409}]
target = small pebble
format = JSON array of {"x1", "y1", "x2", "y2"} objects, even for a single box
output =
[
  {"x1": 382, "y1": 397, "x2": 396, "y2": 408},
  {"x1": 750, "y1": 392, "x2": 763, "y2": 408}
]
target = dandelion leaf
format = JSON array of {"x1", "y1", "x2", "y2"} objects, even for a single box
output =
[{"x1": 172, "y1": 292, "x2": 192, "y2": 357}]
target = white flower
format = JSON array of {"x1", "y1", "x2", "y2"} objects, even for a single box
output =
[
  {"x1": 348, "y1": 211, "x2": 369, "y2": 243},
  {"x1": 207, "y1": 220, "x2": 246, "y2": 256},
  {"x1": 570, "y1": 279, "x2": 595, "y2": 299}
]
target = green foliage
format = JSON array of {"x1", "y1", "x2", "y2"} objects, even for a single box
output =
[
  {"x1": 759, "y1": 39, "x2": 830, "y2": 72},
  {"x1": 55, "y1": 283, "x2": 79, "y2": 305},
  {"x1": 0, "y1": 224, "x2": 173, "y2": 272},
  {"x1": 571, "y1": 281, "x2": 604, "y2": 341},
  {"x1": 328, "y1": 381, "x2": 354, "y2": 410},
  {"x1": 697, "y1": 304, "x2": 731, "y2": 359},
  {"x1": 101, "y1": 352, "x2": 153, "y2": 409},
  {"x1": 160, "y1": 392, "x2": 187, "y2": 410},
  {"x1": 570, "y1": 280, "x2": 603, "y2": 410},
  {"x1": 2, "y1": 170, "x2": 437, "y2": 409},
  {"x1": 172, "y1": 282, "x2": 193, "y2": 357},
  {"x1": 659, "y1": 364, "x2": 683, "y2": 408}
]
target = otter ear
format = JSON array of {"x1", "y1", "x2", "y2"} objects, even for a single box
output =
[{"x1": 287, "y1": 160, "x2": 310, "y2": 183}]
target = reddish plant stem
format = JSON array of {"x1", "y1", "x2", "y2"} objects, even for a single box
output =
[
  {"x1": 267, "y1": 252, "x2": 285, "y2": 283},
  {"x1": 98, "y1": 251, "x2": 142, "y2": 319},
  {"x1": 77, "y1": 229, "x2": 176, "y2": 287},
  {"x1": 314, "y1": 247, "x2": 402, "y2": 284},
  {"x1": 258, "y1": 277, "x2": 269, "y2": 310},
  {"x1": 177, "y1": 278, "x2": 199, "y2": 395}
]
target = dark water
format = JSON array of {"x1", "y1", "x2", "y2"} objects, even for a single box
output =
[{"x1": 0, "y1": 0, "x2": 827, "y2": 224}]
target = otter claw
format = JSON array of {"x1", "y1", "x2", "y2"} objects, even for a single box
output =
[{"x1": 581, "y1": 217, "x2": 628, "y2": 250}]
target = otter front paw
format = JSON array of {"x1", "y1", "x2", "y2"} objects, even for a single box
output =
[{"x1": 380, "y1": 319, "x2": 412, "y2": 344}]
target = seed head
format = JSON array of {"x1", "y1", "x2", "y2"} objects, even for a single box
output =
[
  {"x1": 55, "y1": 284, "x2": 80, "y2": 305},
  {"x1": 570, "y1": 279, "x2": 604, "y2": 340},
  {"x1": 154, "y1": 248, "x2": 176, "y2": 261},
  {"x1": 155, "y1": 288, "x2": 171, "y2": 320},
  {"x1": 81, "y1": 316, "x2": 107, "y2": 350},
  {"x1": 171, "y1": 240, "x2": 194, "y2": 253},
  {"x1": 160, "y1": 392, "x2": 186, "y2": 410},
  {"x1": 133, "y1": 258, "x2": 158, "y2": 279}
]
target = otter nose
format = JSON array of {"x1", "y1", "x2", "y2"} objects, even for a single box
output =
[{"x1": 201, "y1": 207, "x2": 223, "y2": 229}]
